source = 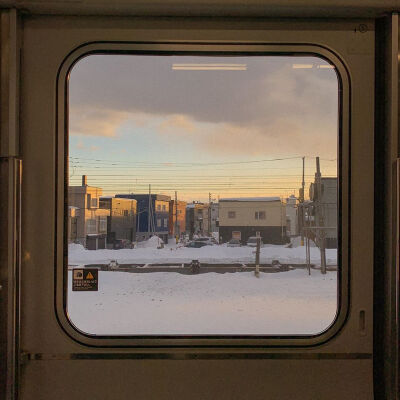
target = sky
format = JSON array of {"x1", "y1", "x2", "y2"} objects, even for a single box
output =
[{"x1": 68, "y1": 54, "x2": 338, "y2": 202}]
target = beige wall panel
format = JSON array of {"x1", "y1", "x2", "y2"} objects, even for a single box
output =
[
  {"x1": 20, "y1": 359, "x2": 373, "y2": 400},
  {"x1": 219, "y1": 201, "x2": 285, "y2": 227}
]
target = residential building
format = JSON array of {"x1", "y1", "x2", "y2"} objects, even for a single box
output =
[
  {"x1": 210, "y1": 202, "x2": 219, "y2": 233},
  {"x1": 99, "y1": 197, "x2": 137, "y2": 247},
  {"x1": 218, "y1": 197, "x2": 287, "y2": 244},
  {"x1": 309, "y1": 177, "x2": 338, "y2": 248},
  {"x1": 168, "y1": 200, "x2": 187, "y2": 237},
  {"x1": 186, "y1": 202, "x2": 210, "y2": 238},
  {"x1": 116, "y1": 194, "x2": 170, "y2": 243},
  {"x1": 68, "y1": 175, "x2": 109, "y2": 249},
  {"x1": 285, "y1": 195, "x2": 298, "y2": 237},
  {"x1": 67, "y1": 206, "x2": 79, "y2": 243}
]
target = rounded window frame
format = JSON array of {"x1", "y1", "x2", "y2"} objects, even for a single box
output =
[{"x1": 55, "y1": 41, "x2": 350, "y2": 348}]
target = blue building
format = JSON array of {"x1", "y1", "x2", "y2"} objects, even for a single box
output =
[{"x1": 115, "y1": 194, "x2": 171, "y2": 243}]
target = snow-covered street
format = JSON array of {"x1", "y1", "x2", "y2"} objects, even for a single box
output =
[{"x1": 67, "y1": 268, "x2": 337, "y2": 335}]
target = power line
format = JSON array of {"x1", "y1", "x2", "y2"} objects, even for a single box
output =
[{"x1": 68, "y1": 155, "x2": 306, "y2": 166}]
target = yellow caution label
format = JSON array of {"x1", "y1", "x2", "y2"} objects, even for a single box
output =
[{"x1": 86, "y1": 272, "x2": 94, "y2": 280}]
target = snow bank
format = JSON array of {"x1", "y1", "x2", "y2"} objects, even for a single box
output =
[
  {"x1": 136, "y1": 235, "x2": 164, "y2": 249},
  {"x1": 68, "y1": 242, "x2": 337, "y2": 266}
]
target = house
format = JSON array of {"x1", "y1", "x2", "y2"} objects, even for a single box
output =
[
  {"x1": 168, "y1": 200, "x2": 187, "y2": 238},
  {"x1": 218, "y1": 197, "x2": 287, "y2": 244},
  {"x1": 99, "y1": 197, "x2": 137, "y2": 247},
  {"x1": 68, "y1": 175, "x2": 109, "y2": 249},
  {"x1": 116, "y1": 194, "x2": 170, "y2": 243}
]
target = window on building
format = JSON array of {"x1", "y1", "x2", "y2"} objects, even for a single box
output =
[
  {"x1": 86, "y1": 218, "x2": 97, "y2": 234},
  {"x1": 228, "y1": 211, "x2": 236, "y2": 219},
  {"x1": 255, "y1": 211, "x2": 266, "y2": 220},
  {"x1": 67, "y1": 52, "x2": 340, "y2": 338},
  {"x1": 99, "y1": 217, "x2": 107, "y2": 233}
]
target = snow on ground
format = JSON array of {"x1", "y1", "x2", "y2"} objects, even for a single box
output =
[
  {"x1": 67, "y1": 269, "x2": 337, "y2": 335},
  {"x1": 68, "y1": 242, "x2": 337, "y2": 266},
  {"x1": 135, "y1": 235, "x2": 164, "y2": 249}
]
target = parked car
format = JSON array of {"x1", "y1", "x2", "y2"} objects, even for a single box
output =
[
  {"x1": 194, "y1": 237, "x2": 217, "y2": 245},
  {"x1": 227, "y1": 239, "x2": 241, "y2": 247},
  {"x1": 185, "y1": 241, "x2": 209, "y2": 248},
  {"x1": 113, "y1": 239, "x2": 132, "y2": 249},
  {"x1": 246, "y1": 236, "x2": 263, "y2": 247}
]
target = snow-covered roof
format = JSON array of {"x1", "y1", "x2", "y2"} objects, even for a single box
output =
[
  {"x1": 187, "y1": 203, "x2": 205, "y2": 208},
  {"x1": 219, "y1": 197, "x2": 281, "y2": 202}
]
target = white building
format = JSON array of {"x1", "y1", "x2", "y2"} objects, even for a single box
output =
[{"x1": 285, "y1": 195, "x2": 298, "y2": 236}]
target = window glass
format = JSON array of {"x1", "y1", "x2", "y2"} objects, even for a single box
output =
[
  {"x1": 67, "y1": 54, "x2": 339, "y2": 336},
  {"x1": 99, "y1": 217, "x2": 107, "y2": 233},
  {"x1": 86, "y1": 219, "x2": 96, "y2": 234}
]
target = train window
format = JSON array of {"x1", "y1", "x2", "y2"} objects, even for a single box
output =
[{"x1": 66, "y1": 52, "x2": 340, "y2": 338}]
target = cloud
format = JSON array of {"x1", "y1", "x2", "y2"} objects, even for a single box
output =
[
  {"x1": 70, "y1": 107, "x2": 131, "y2": 137},
  {"x1": 69, "y1": 54, "x2": 338, "y2": 157},
  {"x1": 158, "y1": 114, "x2": 197, "y2": 135}
]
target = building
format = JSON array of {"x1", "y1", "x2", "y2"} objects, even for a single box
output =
[
  {"x1": 99, "y1": 197, "x2": 137, "y2": 247},
  {"x1": 185, "y1": 202, "x2": 210, "y2": 238},
  {"x1": 210, "y1": 202, "x2": 219, "y2": 233},
  {"x1": 67, "y1": 206, "x2": 79, "y2": 243},
  {"x1": 116, "y1": 194, "x2": 170, "y2": 243},
  {"x1": 68, "y1": 175, "x2": 109, "y2": 249},
  {"x1": 168, "y1": 200, "x2": 187, "y2": 237},
  {"x1": 309, "y1": 177, "x2": 338, "y2": 248},
  {"x1": 218, "y1": 197, "x2": 287, "y2": 244},
  {"x1": 285, "y1": 195, "x2": 298, "y2": 237}
]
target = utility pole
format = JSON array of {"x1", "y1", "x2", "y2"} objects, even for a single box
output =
[
  {"x1": 175, "y1": 191, "x2": 178, "y2": 239},
  {"x1": 208, "y1": 192, "x2": 212, "y2": 235},
  {"x1": 255, "y1": 231, "x2": 261, "y2": 278},
  {"x1": 300, "y1": 156, "x2": 305, "y2": 246},
  {"x1": 315, "y1": 157, "x2": 327, "y2": 274},
  {"x1": 148, "y1": 184, "x2": 151, "y2": 239},
  {"x1": 306, "y1": 204, "x2": 311, "y2": 275},
  {"x1": 280, "y1": 197, "x2": 284, "y2": 242}
]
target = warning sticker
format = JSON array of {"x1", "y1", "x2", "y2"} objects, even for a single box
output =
[{"x1": 72, "y1": 269, "x2": 98, "y2": 291}]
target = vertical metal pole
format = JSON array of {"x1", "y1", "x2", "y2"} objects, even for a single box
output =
[
  {"x1": 175, "y1": 191, "x2": 178, "y2": 239},
  {"x1": 208, "y1": 192, "x2": 212, "y2": 235},
  {"x1": 148, "y1": 184, "x2": 151, "y2": 238},
  {"x1": 280, "y1": 198, "x2": 284, "y2": 242},
  {"x1": 255, "y1": 232, "x2": 261, "y2": 278},
  {"x1": 0, "y1": 9, "x2": 21, "y2": 400},
  {"x1": 315, "y1": 157, "x2": 327, "y2": 274},
  {"x1": 300, "y1": 156, "x2": 305, "y2": 246},
  {"x1": 305, "y1": 205, "x2": 311, "y2": 275}
]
